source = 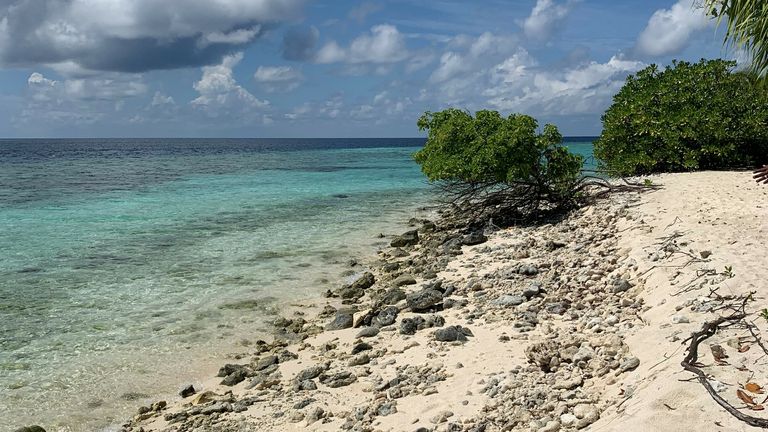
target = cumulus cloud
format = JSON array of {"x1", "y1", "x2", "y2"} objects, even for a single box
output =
[
  {"x1": 523, "y1": 0, "x2": 579, "y2": 42},
  {"x1": 316, "y1": 24, "x2": 409, "y2": 64},
  {"x1": 191, "y1": 52, "x2": 269, "y2": 117},
  {"x1": 430, "y1": 32, "x2": 520, "y2": 83},
  {"x1": 282, "y1": 25, "x2": 320, "y2": 61},
  {"x1": 484, "y1": 54, "x2": 645, "y2": 115},
  {"x1": 0, "y1": 0, "x2": 304, "y2": 73},
  {"x1": 635, "y1": 0, "x2": 711, "y2": 57},
  {"x1": 254, "y1": 66, "x2": 303, "y2": 92}
]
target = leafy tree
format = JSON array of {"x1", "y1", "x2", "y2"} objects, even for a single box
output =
[
  {"x1": 594, "y1": 59, "x2": 768, "y2": 176},
  {"x1": 705, "y1": 0, "x2": 768, "y2": 76},
  {"x1": 414, "y1": 109, "x2": 584, "y2": 224}
]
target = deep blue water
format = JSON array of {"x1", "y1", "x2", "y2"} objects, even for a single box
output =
[{"x1": 0, "y1": 137, "x2": 594, "y2": 431}]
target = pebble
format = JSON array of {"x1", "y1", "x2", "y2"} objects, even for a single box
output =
[{"x1": 671, "y1": 315, "x2": 690, "y2": 324}]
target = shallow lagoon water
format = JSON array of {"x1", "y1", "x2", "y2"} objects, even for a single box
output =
[{"x1": 0, "y1": 138, "x2": 593, "y2": 431}]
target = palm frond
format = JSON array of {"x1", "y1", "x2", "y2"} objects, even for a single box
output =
[{"x1": 704, "y1": 0, "x2": 768, "y2": 76}]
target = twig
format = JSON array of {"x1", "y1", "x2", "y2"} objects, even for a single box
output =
[{"x1": 681, "y1": 311, "x2": 768, "y2": 428}]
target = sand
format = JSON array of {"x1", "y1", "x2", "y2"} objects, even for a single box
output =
[{"x1": 122, "y1": 171, "x2": 768, "y2": 432}]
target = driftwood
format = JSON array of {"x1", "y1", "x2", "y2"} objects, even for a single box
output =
[{"x1": 681, "y1": 294, "x2": 768, "y2": 428}]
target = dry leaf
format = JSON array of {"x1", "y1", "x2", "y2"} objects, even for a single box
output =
[
  {"x1": 739, "y1": 344, "x2": 751, "y2": 353},
  {"x1": 738, "y1": 389, "x2": 757, "y2": 406},
  {"x1": 711, "y1": 344, "x2": 728, "y2": 361},
  {"x1": 752, "y1": 404, "x2": 765, "y2": 411},
  {"x1": 745, "y1": 383, "x2": 764, "y2": 394}
]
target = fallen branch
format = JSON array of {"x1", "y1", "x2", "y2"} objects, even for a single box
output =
[{"x1": 681, "y1": 311, "x2": 768, "y2": 428}]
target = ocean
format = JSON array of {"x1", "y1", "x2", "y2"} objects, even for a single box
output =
[{"x1": 0, "y1": 138, "x2": 594, "y2": 431}]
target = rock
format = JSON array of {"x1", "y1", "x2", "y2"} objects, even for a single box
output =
[
  {"x1": 297, "y1": 379, "x2": 317, "y2": 391},
  {"x1": 377, "y1": 401, "x2": 397, "y2": 416},
  {"x1": 672, "y1": 314, "x2": 690, "y2": 324},
  {"x1": 351, "y1": 342, "x2": 373, "y2": 355},
  {"x1": 296, "y1": 365, "x2": 327, "y2": 382},
  {"x1": 391, "y1": 230, "x2": 419, "y2": 247},
  {"x1": 349, "y1": 353, "x2": 371, "y2": 366},
  {"x1": 538, "y1": 420, "x2": 561, "y2": 432},
  {"x1": 430, "y1": 410, "x2": 454, "y2": 424},
  {"x1": 394, "y1": 274, "x2": 417, "y2": 286},
  {"x1": 221, "y1": 369, "x2": 248, "y2": 386},
  {"x1": 553, "y1": 375, "x2": 583, "y2": 390},
  {"x1": 376, "y1": 287, "x2": 406, "y2": 305},
  {"x1": 573, "y1": 404, "x2": 599, "y2": 429},
  {"x1": 492, "y1": 294, "x2": 525, "y2": 307},
  {"x1": 319, "y1": 371, "x2": 357, "y2": 388},
  {"x1": 217, "y1": 363, "x2": 248, "y2": 377},
  {"x1": 374, "y1": 306, "x2": 399, "y2": 326},
  {"x1": 254, "y1": 355, "x2": 278, "y2": 370},
  {"x1": 400, "y1": 318, "x2": 418, "y2": 335},
  {"x1": 545, "y1": 302, "x2": 569, "y2": 315},
  {"x1": 179, "y1": 384, "x2": 196, "y2": 398},
  {"x1": 700, "y1": 250, "x2": 712, "y2": 259},
  {"x1": 612, "y1": 278, "x2": 632, "y2": 293},
  {"x1": 406, "y1": 289, "x2": 443, "y2": 311},
  {"x1": 520, "y1": 265, "x2": 539, "y2": 276},
  {"x1": 306, "y1": 406, "x2": 325, "y2": 424},
  {"x1": 523, "y1": 282, "x2": 542, "y2": 299},
  {"x1": 463, "y1": 231, "x2": 487, "y2": 246},
  {"x1": 560, "y1": 413, "x2": 577, "y2": 427},
  {"x1": 14, "y1": 427, "x2": 46, "y2": 432},
  {"x1": 337, "y1": 285, "x2": 364, "y2": 300},
  {"x1": 433, "y1": 325, "x2": 473, "y2": 342},
  {"x1": 191, "y1": 391, "x2": 218, "y2": 405},
  {"x1": 355, "y1": 326, "x2": 380, "y2": 338},
  {"x1": 326, "y1": 312, "x2": 354, "y2": 331},
  {"x1": 350, "y1": 272, "x2": 376, "y2": 290},
  {"x1": 617, "y1": 357, "x2": 640, "y2": 374},
  {"x1": 293, "y1": 398, "x2": 316, "y2": 409},
  {"x1": 573, "y1": 346, "x2": 595, "y2": 363},
  {"x1": 200, "y1": 401, "x2": 232, "y2": 415}
]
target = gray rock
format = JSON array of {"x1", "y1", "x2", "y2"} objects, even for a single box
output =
[
  {"x1": 306, "y1": 406, "x2": 325, "y2": 424},
  {"x1": 351, "y1": 342, "x2": 372, "y2": 354},
  {"x1": 296, "y1": 364, "x2": 327, "y2": 382},
  {"x1": 672, "y1": 314, "x2": 690, "y2": 324},
  {"x1": 463, "y1": 231, "x2": 487, "y2": 246},
  {"x1": 523, "y1": 282, "x2": 542, "y2": 299},
  {"x1": 355, "y1": 326, "x2": 380, "y2": 338},
  {"x1": 350, "y1": 272, "x2": 376, "y2": 290},
  {"x1": 700, "y1": 250, "x2": 712, "y2": 259},
  {"x1": 493, "y1": 294, "x2": 525, "y2": 307},
  {"x1": 297, "y1": 379, "x2": 317, "y2": 391},
  {"x1": 391, "y1": 230, "x2": 419, "y2": 247},
  {"x1": 573, "y1": 346, "x2": 595, "y2": 363},
  {"x1": 293, "y1": 398, "x2": 316, "y2": 409},
  {"x1": 394, "y1": 274, "x2": 417, "y2": 286},
  {"x1": 179, "y1": 384, "x2": 196, "y2": 398},
  {"x1": 254, "y1": 355, "x2": 278, "y2": 370},
  {"x1": 14, "y1": 427, "x2": 46, "y2": 432},
  {"x1": 336, "y1": 284, "x2": 364, "y2": 300},
  {"x1": 617, "y1": 357, "x2": 640, "y2": 374},
  {"x1": 406, "y1": 288, "x2": 443, "y2": 311},
  {"x1": 378, "y1": 401, "x2": 398, "y2": 416},
  {"x1": 400, "y1": 318, "x2": 418, "y2": 335},
  {"x1": 612, "y1": 278, "x2": 632, "y2": 293},
  {"x1": 376, "y1": 287, "x2": 407, "y2": 305},
  {"x1": 433, "y1": 325, "x2": 473, "y2": 342},
  {"x1": 326, "y1": 312, "x2": 354, "y2": 331},
  {"x1": 319, "y1": 371, "x2": 357, "y2": 388},
  {"x1": 348, "y1": 353, "x2": 371, "y2": 366},
  {"x1": 374, "y1": 306, "x2": 399, "y2": 327},
  {"x1": 221, "y1": 369, "x2": 248, "y2": 386}
]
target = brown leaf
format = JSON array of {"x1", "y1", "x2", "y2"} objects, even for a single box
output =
[
  {"x1": 738, "y1": 389, "x2": 757, "y2": 406},
  {"x1": 752, "y1": 404, "x2": 765, "y2": 411},
  {"x1": 746, "y1": 383, "x2": 764, "y2": 394},
  {"x1": 739, "y1": 344, "x2": 751, "y2": 353},
  {"x1": 711, "y1": 344, "x2": 728, "y2": 361}
]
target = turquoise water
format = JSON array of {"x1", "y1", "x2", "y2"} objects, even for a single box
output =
[{"x1": 0, "y1": 138, "x2": 594, "y2": 431}]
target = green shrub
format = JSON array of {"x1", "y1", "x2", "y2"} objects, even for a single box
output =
[
  {"x1": 414, "y1": 109, "x2": 584, "y2": 222},
  {"x1": 594, "y1": 59, "x2": 768, "y2": 176}
]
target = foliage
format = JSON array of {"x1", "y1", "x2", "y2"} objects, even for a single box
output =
[
  {"x1": 594, "y1": 59, "x2": 768, "y2": 176},
  {"x1": 705, "y1": 0, "x2": 768, "y2": 76},
  {"x1": 414, "y1": 109, "x2": 584, "y2": 223}
]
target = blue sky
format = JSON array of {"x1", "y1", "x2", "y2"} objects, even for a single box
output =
[{"x1": 0, "y1": 0, "x2": 738, "y2": 137}]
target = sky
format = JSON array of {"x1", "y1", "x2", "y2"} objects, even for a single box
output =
[{"x1": 0, "y1": 0, "x2": 741, "y2": 138}]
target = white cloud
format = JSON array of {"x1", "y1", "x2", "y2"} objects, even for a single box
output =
[
  {"x1": 151, "y1": 91, "x2": 175, "y2": 106},
  {"x1": 635, "y1": 0, "x2": 711, "y2": 57},
  {"x1": 191, "y1": 52, "x2": 269, "y2": 116},
  {"x1": 254, "y1": 66, "x2": 303, "y2": 92},
  {"x1": 430, "y1": 32, "x2": 519, "y2": 83},
  {"x1": 523, "y1": 0, "x2": 579, "y2": 42},
  {"x1": 316, "y1": 24, "x2": 409, "y2": 64},
  {"x1": 484, "y1": 54, "x2": 646, "y2": 115}
]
